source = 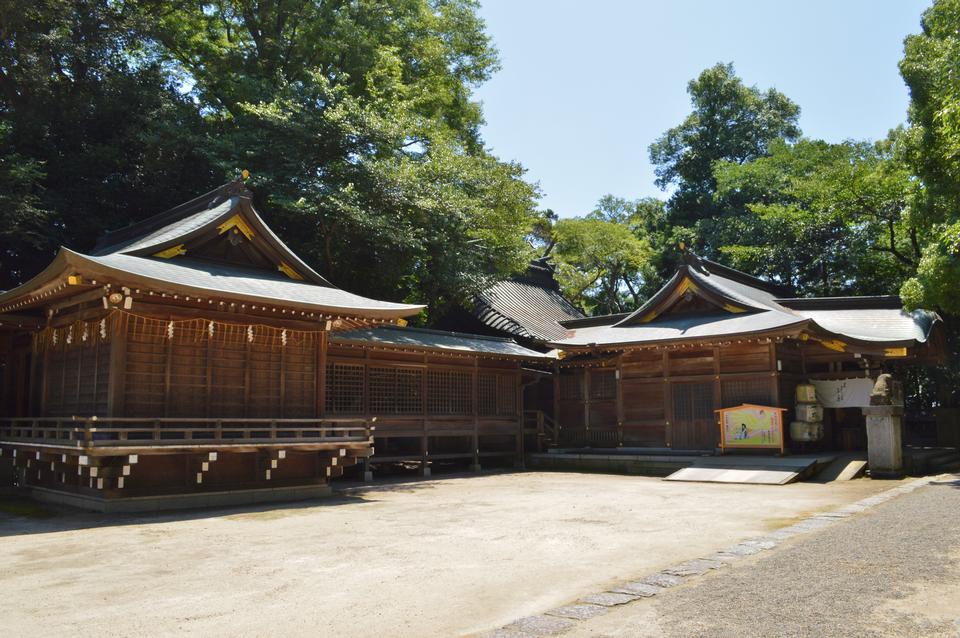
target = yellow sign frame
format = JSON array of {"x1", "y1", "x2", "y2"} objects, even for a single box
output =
[{"x1": 716, "y1": 403, "x2": 787, "y2": 455}]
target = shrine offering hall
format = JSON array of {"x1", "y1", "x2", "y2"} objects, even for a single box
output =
[{"x1": 0, "y1": 183, "x2": 550, "y2": 511}]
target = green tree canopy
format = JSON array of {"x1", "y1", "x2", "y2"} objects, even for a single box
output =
[
  {"x1": 131, "y1": 0, "x2": 537, "y2": 317},
  {"x1": 0, "y1": 0, "x2": 215, "y2": 289},
  {"x1": 898, "y1": 0, "x2": 960, "y2": 315},
  {"x1": 649, "y1": 62, "x2": 801, "y2": 230},
  {"x1": 0, "y1": 0, "x2": 539, "y2": 320},
  {"x1": 711, "y1": 135, "x2": 918, "y2": 297},
  {"x1": 547, "y1": 197, "x2": 662, "y2": 315}
]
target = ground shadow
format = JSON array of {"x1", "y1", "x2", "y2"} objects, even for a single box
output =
[{"x1": 0, "y1": 468, "x2": 523, "y2": 538}]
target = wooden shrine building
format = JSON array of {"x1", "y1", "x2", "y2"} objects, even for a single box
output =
[
  {"x1": 548, "y1": 254, "x2": 944, "y2": 452},
  {"x1": 0, "y1": 183, "x2": 549, "y2": 510}
]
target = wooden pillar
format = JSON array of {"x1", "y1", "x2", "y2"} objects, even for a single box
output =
[
  {"x1": 106, "y1": 316, "x2": 127, "y2": 418},
  {"x1": 515, "y1": 365, "x2": 523, "y2": 467},
  {"x1": 421, "y1": 354, "x2": 429, "y2": 476},
  {"x1": 35, "y1": 338, "x2": 49, "y2": 416},
  {"x1": 163, "y1": 324, "x2": 173, "y2": 418},
  {"x1": 552, "y1": 360, "x2": 560, "y2": 442},
  {"x1": 583, "y1": 368, "x2": 591, "y2": 434},
  {"x1": 279, "y1": 334, "x2": 287, "y2": 419},
  {"x1": 242, "y1": 336, "x2": 251, "y2": 418},
  {"x1": 316, "y1": 331, "x2": 327, "y2": 418},
  {"x1": 615, "y1": 355, "x2": 624, "y2": 447},
  {"x1": 662, "y1": 350, "x2": 672, "y2": 448},
  {"x1": 713, "y1": 343, "x2": 722, "y2": 403},
  {"x1": 471, "y1": 359, "x2": 480, "y2": 472},
  {"x1": 768, "y1": 341, "x2": 781, "y2": 406},
  {"x1": 204, "y1": 328, "x2": 213, "y2": 418}
]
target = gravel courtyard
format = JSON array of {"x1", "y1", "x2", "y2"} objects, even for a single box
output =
[{"x1": 0, "y1": 471, "x2": 896, "y2": 638}]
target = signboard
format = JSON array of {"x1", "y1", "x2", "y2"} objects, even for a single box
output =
[
  {"x1": 717, "y1": 404, "x2": 786, "y2": 454},
  {"x1": 811, "y1": 378, "x2": 875, "y2": 408}
]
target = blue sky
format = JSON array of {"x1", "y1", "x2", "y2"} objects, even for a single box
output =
[{"x1": 473, "y1": 0, "x2": 932, "y2": 217}]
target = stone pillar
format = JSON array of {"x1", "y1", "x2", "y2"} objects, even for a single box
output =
[{"x1": 861, "y1": 374, "x2": 904, "y2": 479}]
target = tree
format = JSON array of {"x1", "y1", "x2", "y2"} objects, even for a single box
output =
[
  {"x1": 711, "y1": 135, "x2": 918, "y2": 297},
  {"x1": 898, "y1": 0, "x2": 960, "y2": 316},
  {"x1": 549, "y1": 198, "x2": 657, "y2": 314},
  {"x1": 0, "y1": 0, "x2": 216, "y2": 289},
  {"x1": 649, "y1": 63, "x2": 801, "y2": 230},
  {"x1": 131, "y1": 0, "x2": 537, "y2": 318}
]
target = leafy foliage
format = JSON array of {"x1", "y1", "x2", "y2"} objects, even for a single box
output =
[
  {"x1": 0, "y1": 0, "x2": 215, "y2": 289},
  {"x1": 131, "y1": 0, "x2": 537, "y2": 317},
  {"x1": 649, "y1": 63, "x2": 801, "y2": 229},
  {"x1": 898, "y1": 0, "x2": 960, "y2": 315},
  {"x1": 0, "y1": 0, "x2": 538, "y2": 319},
  {"x1": 711, "y1": 135, "x2": 919, "y2": 296}
]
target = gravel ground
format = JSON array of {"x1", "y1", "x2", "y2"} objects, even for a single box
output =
[
  {"x1": 566, "y1": 475, "x2": 960, "y2": 638},
  {"x1": 0, "y1": 471, "x2": 892, "y2": 638}
]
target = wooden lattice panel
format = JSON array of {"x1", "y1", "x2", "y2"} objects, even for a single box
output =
[
  {"x1": 496, "y1": 373, "x2": 517, "y2": 416},
  {"x1": 589, "y1": 370, "x2": 616, "y2": 400},
  {"x1": 721, "y1": 378, "x2": 773, "y2": 408},
  {"x1": 427, "y1": 369, "x2": 472, "y2": 415},
  {"x1": 326, "y1": 363, "x2": 364, "y2": 414},
  {"x1": 368, "y1": 366, "x2": 423, "y2": 415},
  {"x1": 558, "y1": 370, "x2": 583, "y2": 400},
  {"x1": 478, "y1": 373, "x2": 496, "y2": 415}
]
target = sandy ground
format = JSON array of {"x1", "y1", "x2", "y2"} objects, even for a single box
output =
[
  {"x1": 0, "y1": 471, "x2": 897, "y2": 638},
  {"x1": 563, "y1": 475, "x2": 960, "y2": 638}
]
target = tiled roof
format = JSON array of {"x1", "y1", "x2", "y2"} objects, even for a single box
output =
[
  {"x1": 552, "y1": 255, "x2": 940, "y2": 349},
  {"x1": 333, "y1": 325, "x2": 553, "y2": 359},
  {"x1": 79, "y1": 251, "x2": 423, "y2": 317},
  {"x1": 555, "y1": 311, "x2": 808, "y2": 347},
  {"x1": 473, "y1": 260, "x2": 584, "y2": 342},
  {"x1": 0, "y1": 183, "x2": 425, "y2": 320}
]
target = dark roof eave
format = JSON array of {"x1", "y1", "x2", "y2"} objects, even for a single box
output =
[
  {"x1": 776, "y1": 295, "x2": 904, "y2": 310},
  {"x1": 330, "y1": 335, "x2": 552, "y2": 361}
]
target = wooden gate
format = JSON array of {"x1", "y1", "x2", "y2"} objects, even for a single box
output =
[{"x1": 670, "y1": 381, "x2": 718, "y2": 450}]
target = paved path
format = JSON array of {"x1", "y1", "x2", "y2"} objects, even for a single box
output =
[{"x1": 556, "y1": 475, "x2": 960, "y2": 638}]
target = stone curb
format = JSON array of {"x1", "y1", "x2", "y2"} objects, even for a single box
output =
[{"x1": 477, "y1": 476, "x2": 934, "y2": 638}]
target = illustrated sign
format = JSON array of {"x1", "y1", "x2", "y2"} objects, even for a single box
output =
[{"x1": 717, "y1": 404, "x2": 786, "y2": 454}]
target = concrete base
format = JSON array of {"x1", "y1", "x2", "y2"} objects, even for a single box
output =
[
  {"x1": 30, "y1": 484, "x2": 333, "y2": 513},
  {"x1": 421, "y1": 466, "x2": 432, "y2": 477},
  {"x1": 363, "y1": 471, "x2": 374, "y2": 482},
  {"x1": 470, "y1": 464, "x2": 482, "y2": 473},
  {"x1": 864, "y1": 407, "x2": 905, "y2": 479}
]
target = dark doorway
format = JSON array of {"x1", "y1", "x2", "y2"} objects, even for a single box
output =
[{"x1": 670, "y1": 381, "x2": 718, "y2": 450}]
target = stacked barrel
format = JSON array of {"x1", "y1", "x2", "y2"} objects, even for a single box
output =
[{"x1": 790, "y1": 384, "x2": 824, "y2": 443}]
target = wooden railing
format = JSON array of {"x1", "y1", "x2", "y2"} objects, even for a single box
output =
[
  {"x1": 524, "y1": 410, "x2": 560, "y2": 446},
  {"x1": 0, "y1": 417, "x2": 374, "y2": 449}
]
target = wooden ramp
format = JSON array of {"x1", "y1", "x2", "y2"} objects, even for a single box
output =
[
  {"x1": 815, "y1": 456, "x2": 868, "y2": 482},
  {"x1": 664, "y1": 456, "x2": 828, "y2": 485}
]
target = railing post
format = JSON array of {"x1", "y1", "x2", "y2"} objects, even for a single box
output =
[
  {"x1": 153, "y1": 420, "x2": 161, "y2": 442},
  {"x1": 215, "y1": 419, "x2": 222, "y2": 442}
]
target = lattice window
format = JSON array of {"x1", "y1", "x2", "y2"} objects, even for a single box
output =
[
  {"x1": 396, "y1": 368, "x2": 423, "y2": 414},
  {"x1": 590, "y1": 370, "x2": 616, "y2": 400},
  {"x1": 721, "y1": 378, "x2": 773, "y2": 408},
  {"x1": 558, "y1": 371, "x2": 582, "y2": 400},
  {"x1": 427, "y1": 369, "x2": 472, "y2": 415},
  {"x1": 496, "y1": 374, "x2": 517, "y2": 416},
  {"x1": 479, "y1": 372, "x2": 518, "y2": 417},
  {"x1": 326, "y1": 363, "x2": 364, "y2": 413},
  {"x1": 479, "y1": 373, "x2": 497, "y2": 415},
  {"x1": 368, "y1": 366, "x2": 424, "y2": 414}
]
